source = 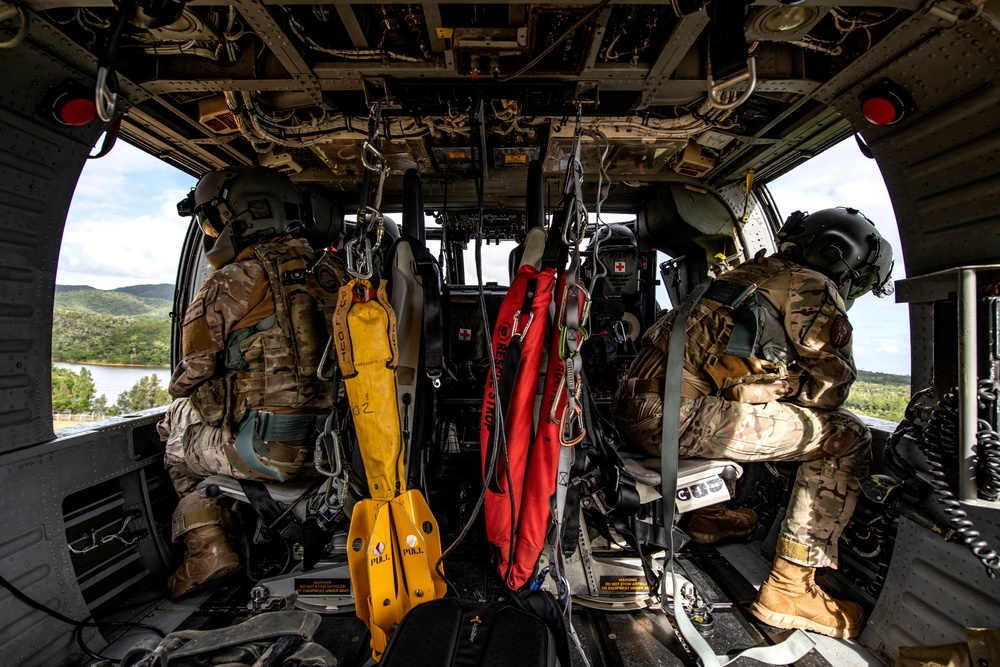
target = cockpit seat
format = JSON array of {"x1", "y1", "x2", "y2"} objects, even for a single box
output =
[{"x1": 194, "y1": 474, "x2": 354, "y2": 614}]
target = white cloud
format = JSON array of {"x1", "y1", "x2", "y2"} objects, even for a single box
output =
[{"x1": 57, "y1": 142, "x2": 196, "y2": 289}]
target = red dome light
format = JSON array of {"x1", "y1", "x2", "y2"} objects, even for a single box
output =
[
  {"x1": 862, "y1": 97, "x2": 898, "y2": 126},
  {"x1": 59, "y1": 97, "x2": 97, "y2": 126}
]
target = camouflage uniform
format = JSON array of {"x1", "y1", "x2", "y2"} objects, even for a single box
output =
[
  {"x1": 159, "y1": 237, "x2": 346, "y2": 540},
  {"x1": 612, "y1": 253, "x2": 870, "y2": 568}
]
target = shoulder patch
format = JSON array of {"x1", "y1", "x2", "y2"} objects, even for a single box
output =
[
  {"x1": 181, "y1": 298, "x2": 205, "y2": 325},
  {"x1": 830, "y1": 314, "x2": 853, "y2": 348}
]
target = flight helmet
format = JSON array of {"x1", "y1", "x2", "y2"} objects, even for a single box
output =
[
  {"x1": 776, "y1": 207, "x2": 894, "y2": 302},
  {"x1": 590, "y1": 224, "x2": 640, "y2": 297},
  {"x1": 178, "y1": 166, "x2": 306, "y2": 268}
]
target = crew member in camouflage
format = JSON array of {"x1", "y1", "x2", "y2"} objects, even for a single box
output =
[
  {"x1": 612, "y1": 207, "x2": 894, "y2": 638},
  {"x1": 158, "y1": 166, "x2": 346, "y2": 598}
]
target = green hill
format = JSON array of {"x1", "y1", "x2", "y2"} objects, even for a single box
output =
[
  {"x1": 54, "y1": 284, "x2": 173, "y2": 319},
  {"x1": 114, "y1": 284, "x2": 175, "y2": 301},
  {"x1": 52, "y1": 310, "x2": 171, "y2": 366},
  {"x1": 856, "y1": 369, "x2": 910, "y2": 386},
  {"x1": 846, "y1": 370, "x2": 911, "y2": 423}
]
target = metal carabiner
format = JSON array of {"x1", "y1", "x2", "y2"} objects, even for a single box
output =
[
  {"x1": 317, "y1": 337, "x2": 336, "y2": 381},
  {"x1": 511, "y1": 311, "x2": 534, "y2": 341},
  {"x1": 559, "y1": 402, "x2": 586, "y2": 447},
  {"x1": 708, "y1": 57, "x2": 757, "y2": 111},
  {"x1": 315, "y1": 412, "x2": 344, "y2": 478},
  {"x1": 548, "y1": 370, "x2": 584, "y2": 425},
  {"x1": 367, "y1": 208, "x2": 386, "y2": 242},
  {"x1": 577, "y1": 282, "x2": 593, "y2": 328},
  {"x1": 558, "y1": 325, "x2": 585, "y2": 362},
  {"x1": 361, "y1": 139, "x2": 386, "y2": 172},
  {"x1": 344, "y1": 236, "x2": 374, "y2": 280},
  {"x1": 95, "y1": 67, "x2": 118, "y2": 122}
]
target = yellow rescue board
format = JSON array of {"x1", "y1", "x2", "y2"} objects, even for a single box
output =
[
  {"x1": 347, "y1": 491, "x2": 447, "y2": 659},
  {"x1": 333, "y1": 279, "x2": 405, "y2": 500}
]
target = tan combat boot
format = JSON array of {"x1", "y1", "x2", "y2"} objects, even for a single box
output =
[
  {"x1": 749, "y1": 557, "x2": 864, "y2": 639},
  {"x1": 167, "y1": 525, "x2": 240, "y2": 599},
  {"x1": 687, "y1": 503, "x2": 758, "y2": 544}
]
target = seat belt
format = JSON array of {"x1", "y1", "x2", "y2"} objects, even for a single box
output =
[{"x1": 659, "y1": 280, "x2": 815, "y2": 666}]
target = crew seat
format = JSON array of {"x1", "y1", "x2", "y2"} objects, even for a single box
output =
[
  {"x1": 195, "y1": 473, "x2": 355, "y2": 613},
  {"x1": 561, "y1": 454, "x2": 743, "y2": 611},
  {"x1": 622, "y1": 456, "x2": 743, "y2": 509}
]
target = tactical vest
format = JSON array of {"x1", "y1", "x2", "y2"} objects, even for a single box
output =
[
  {"x1": 225, "y1": 240, "x2": 342, "y2": 423},
  {"x1": 624, "y1": 255, "x2": 799, "y2": 399}
]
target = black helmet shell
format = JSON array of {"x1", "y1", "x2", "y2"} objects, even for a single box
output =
[{"x1": 776, "y1": 207, "x2": 894, "y2": 300}]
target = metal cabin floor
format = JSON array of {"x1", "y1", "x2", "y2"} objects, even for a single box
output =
[{"x1": 96, "y1": 545, "x2": 884, "y2": 667}]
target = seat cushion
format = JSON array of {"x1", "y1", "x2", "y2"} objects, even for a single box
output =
[
  {"x1": 621, "y1": 457, "x2": 743, "y2": 490},
  {"x1": 197, "y1": 474, "x2": 317, "y2": 506}
]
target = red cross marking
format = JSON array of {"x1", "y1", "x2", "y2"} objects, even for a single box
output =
[
  {"x1": 459, "y1": 328, "x2": 472, "y2": 341},
  {"x1": 615, "y1": 261, "x2": 627, "y2": 273}
]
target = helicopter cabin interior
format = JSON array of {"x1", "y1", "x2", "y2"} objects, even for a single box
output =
[{"x1": 0, "y1": 0, "x2": 999, "y2": 665}]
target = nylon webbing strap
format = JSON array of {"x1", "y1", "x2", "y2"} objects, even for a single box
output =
[
  {"x1": 660, "y1": 279, "x2": 711, "y2": 539},
  {"x1": 257, "y1": 412, "x2": 317, "y2": 441},
  {"x1": 658, "y1": 279, "x2": 815, "y2": 665},
  {"x1": 238, "y1": 479, "x2": 283, "y2": 526}
]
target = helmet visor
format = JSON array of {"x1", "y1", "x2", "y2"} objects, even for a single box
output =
[{"x1": 196, "y1": 205, "x2": 225, "y2": 238}]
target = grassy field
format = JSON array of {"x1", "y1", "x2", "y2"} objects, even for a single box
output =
[{"x1": 845, "y1": 370, "x2": 910, "y2": 422}]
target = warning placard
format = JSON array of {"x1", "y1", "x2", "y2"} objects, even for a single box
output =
[
  {"x1": 294, "y1": 578, "x2": 351, "y2": 596},
  {"x1": 599, "y1": 576, "x2": 648, "y2": 593}
]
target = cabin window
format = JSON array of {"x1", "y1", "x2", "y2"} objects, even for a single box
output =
[
  {"x1": 53, "y1": 142, "x2": 194, "y2": 430},
  {"x1": 769, "y1": 138, "x2": 910, "y2": 422}
]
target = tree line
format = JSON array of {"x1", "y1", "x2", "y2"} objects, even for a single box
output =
[
  {"x1": 53, "y1": 366, "x2": 171, "y2": 417},
  {"x1": 53, "y1": 363, "x2": 912, "y2": 423}
]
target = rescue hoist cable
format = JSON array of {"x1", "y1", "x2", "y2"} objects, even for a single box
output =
[
  {"x1": 587, "y1": 129, "x2": 613, "y2": 295},
  {"x1": 94, "y1": 0, "x2": 132, "y2": 121},
  {"x1": 472, "y1": 101, "x2": 523, "y2": 591},
  {"x1": 346, "y1": 102, "x2": 389, "y2": 281}
]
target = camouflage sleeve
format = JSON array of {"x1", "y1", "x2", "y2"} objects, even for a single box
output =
[
  {"x1": 167, "y1": 263, "x2": 259, "y2": 398},
  {"x1": 782, "y1": 265, "x2": 857, "y2": 409}
]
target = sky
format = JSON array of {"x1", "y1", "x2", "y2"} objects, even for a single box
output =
[
  {"x1": 57, "y1": 135, "x2": 911, "y2": 375},
  {"x1": 57, "y1": 142, "x2": 195, "y2": 289},
  {"x1": 768, "y1": 139, "x2": 910, "y2": 376}
]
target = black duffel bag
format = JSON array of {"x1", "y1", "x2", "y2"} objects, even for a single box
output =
[{"x1": 379, "y1": 595, "x2": 564, "y2": 667}]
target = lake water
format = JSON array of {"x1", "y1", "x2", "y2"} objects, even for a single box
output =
[{"x1": 54, "y1": 362, "x2": 172, "y2": 402}]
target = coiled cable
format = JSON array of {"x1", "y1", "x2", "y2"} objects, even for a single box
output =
[
  {"x1": 975, "y1": 383, "x2": 1000, "y2": 502},
  {"x1": 918, "y1": 382, "x2": 1000, "y2": 577}
]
